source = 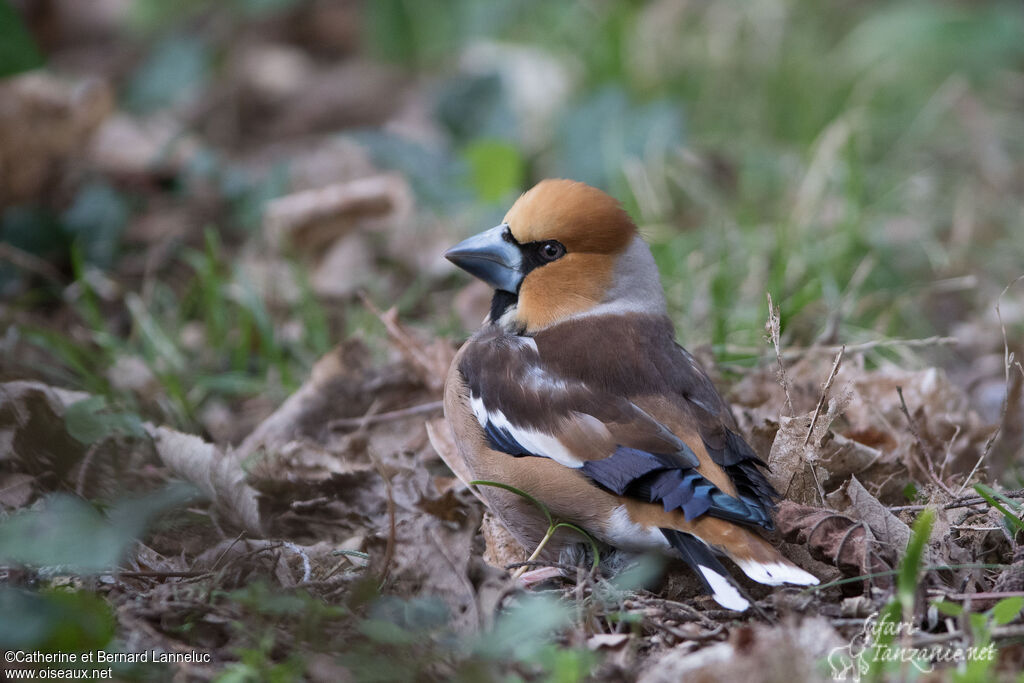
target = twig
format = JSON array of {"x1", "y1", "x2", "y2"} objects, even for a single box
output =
[
  {"x1": 358, "y1": 291, "x2": 443, "y2": 391},
  {"x1": 622, "y1": 595, "x2": 719, "y2": 630},
  {"x1": 725, "y1": 335, "x2": 958, "y2": 360},
  {"x1": 321, "y1": 550, "x2": 370, "y2": 582},
  {"x1": 328, "y1": 400, "x2": 443, "y2": 431},
  {"x1": 805, "y1": 345, "x2": 845, "y2": 446},
  {"x1": 889, "y1": 489, "x2": 1024, "y2": 512},
  {"x1": 505, "y1": 560, "x2": 581, "y2": 574},
  {"x1": 646, "y1": 618, "x2": 725, "y2": 643},
  {"x1": 992, "y1": 625, "x2": 1024, "y2": 639},
  {"x1": 805, "y1": 563, "x2": 1007, "y2": 593},
  {"x1": 944, "y1": 591, "x2": 1024, "y2": 601},
  {"x1": 207, "y1": 530, "x2": 246, "y2": 573},
  {"x1": 117, "y1": 570, "x2": 206, "y2": 579},
  {"x1": 938, "y1": 424, "x2": 961, "y2": 482},
  {"x1": 897, "y1": 386, "x2": 956, "y2": 497},
  {"x1": 765, "y1": 293, "x2": 794, "y2": 416},
  {"x1": 289, "y1": 496, "x2": 331, "y2": 511}
]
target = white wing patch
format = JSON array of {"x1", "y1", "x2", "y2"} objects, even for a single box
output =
[
  {"x1": 470, "y1": 395, "x2": 489, "y2": 425},
  {"x1": 470, "y1": 394, "x2": 583, "y2": 469}
]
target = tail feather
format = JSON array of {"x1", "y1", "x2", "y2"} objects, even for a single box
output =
[
  {"x1": 623, "y1": 501, "x2": 819, "y2": 596},
  {"x1": 661, "y1": 528, "x2": 750, "y2": 612},
  {"x1": 700, "y1": 519, "x2": 819, "y2": 587},
  {"x1": 733, "y1": 557, "x2": 819, "y2": 586}
]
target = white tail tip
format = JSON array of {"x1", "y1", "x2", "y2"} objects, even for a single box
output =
[
  {"x1": 736, "y1": 559, "x2": 819, "y2": 586},
  {"x1": 698, "y1": 564, "x2": 750, "y2": 611}
]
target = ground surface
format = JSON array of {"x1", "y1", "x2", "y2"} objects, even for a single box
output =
[{"x1": 1, "y1": 1, "x2": 1023, "y2": 681}]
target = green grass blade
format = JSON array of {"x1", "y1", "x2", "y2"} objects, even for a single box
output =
[
  {"x1": 974, "y1": 484, "x2": 1024, "y2": 534},
  {"x1": 898, "y1": 506, "x2": 935, "y2": 615}
]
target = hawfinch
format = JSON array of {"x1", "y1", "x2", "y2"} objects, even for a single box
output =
[{"x1": 443, "y1": 179, "x2": 817, "y2": 611}]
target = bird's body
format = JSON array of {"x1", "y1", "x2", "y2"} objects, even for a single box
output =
[{"x1": 443, "y1": 179, "x2": 817, "y2": 611}]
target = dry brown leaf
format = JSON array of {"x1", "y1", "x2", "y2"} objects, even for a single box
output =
[
  {"x1": 776, "y1": 500, "x2": 893, "y2": 590},
  {"x1": 310, "y1": 234, "x2": 376, "y2": 298},
  {"x1": 587, "y1": 633, "x2": 630, "y2": 651},
  {"x1": 734, "y1": 352, "x2": 992, "y2": 500},
  {"x1": 129, "y1": 543, "x2": 188, "y2": 575},
  {"x1": 638, "y1": 616, "x2": 844, "y2": 683},
  {"x1": 0, "y1": 380, "x2": 158, "y2": 500},
  {"x1": 415, "y1": 487, "x2": 469, "y2": 523},
  {"x1": 146, "y1": 425, "x2": 262, "y2": 535},
  {"x1": 825, "y1": 476, "x2": 910, "y2": 558},
  {"x1": 0, "y1": 72, "x2": 112, "y2": 203},
  {"x1": 766, "y1": 412, "x2": 831, "y2": 506},
  {"x1": 480, "y1": 510, "x2": 529, "y2": 570},
  {"x1": 378, "y1": 505, "x2": 488, "y2": 633},
  {"x1": 992, "y1": 546, "x2": 1024, "y2": 594},
  {"x1": 0, "y1": 381, "x2": 89, "y2": 483},
  {"x1": 368, "y1": 303, "x2": 454, "y2": 393},
  {"x1": 86, "y1": 112, "x2": 201, "y2": 178},
  {"x1": 0, "y1": 380, "x2": 262, "y2": 533},
  {"x1": 237, "y1": 341, "x2": 415, "y2": 462},
  {"x1": 263, "y1": 173, "x2": 411, "y2": 253}
]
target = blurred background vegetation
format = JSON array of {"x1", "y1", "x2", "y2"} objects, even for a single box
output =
[
  {"x1": 1, "y1": 0, "x2": 1023, "y2": 678},
  {"x1": 2, "y1": 0, "x2": 1023, "y2": 431}
]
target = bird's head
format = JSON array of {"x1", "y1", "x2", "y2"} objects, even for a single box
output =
[{"x1": 445, "y1": 179, "x2": 666, "y2": 333}]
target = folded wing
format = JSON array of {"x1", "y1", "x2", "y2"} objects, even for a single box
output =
[{"x1": 459, "y1": 329, "x2": 770, "y2": 529}]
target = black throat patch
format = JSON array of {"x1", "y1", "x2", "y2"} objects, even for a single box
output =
[{"x1": 489, "y1": 289, "x2": 518, "y2": 322}]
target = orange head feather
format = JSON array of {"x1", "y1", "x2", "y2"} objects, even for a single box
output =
[
  {"x1": 504, "y1": 180, "x2": 647, "y2": 332},
  {"x1": 503, "y1": 179, "x2": 637, "y2": 255},
  {"x1": 445, "y1": 179, "x2": 665, "y2": 333}
]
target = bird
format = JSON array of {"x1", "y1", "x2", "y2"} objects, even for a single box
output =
[{"x1": 442, "y1": 179, "x2": 817, "y2": 611}]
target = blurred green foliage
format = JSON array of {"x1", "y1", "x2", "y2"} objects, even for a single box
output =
[
  {"x1": 0, "y1": 0, "x2": 43, "y2": 77},
  {"x1": 124, "y1": 34, "x2": 211, "y2": 113},
  {"x1": 553, "y1": 86, "x2": 685, "y2": 191},
  {"x1": 62, "y1": 182, "x2": 132, "y2": 269},
  {"x1": 0, "y1": 587, "x2": 115, "y2": 653},
  {"x1": 0, "y1": 485, "x2": 195, "y2": 572},
  {"x1": 462, "y1": 138, "x2": 525, "y2": 203},
  {"x1": 368, "y1": 0, "x2": 1024, "y2": 359},
  {"x1": 128, "y1": 0, "x2": 300, "y2": 33},
  {"x1": 64, "y1": 396, "x2": 145, "y2": 444}
]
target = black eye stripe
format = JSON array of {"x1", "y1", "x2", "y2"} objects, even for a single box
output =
[
  {"x1": 488, "y1": 234, "x2": 566, "y2": 321},
  {"x1": 519, "y1": 239, "x2": 566, "y2": 272}
]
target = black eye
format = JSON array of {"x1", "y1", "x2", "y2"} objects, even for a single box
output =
[{"x1": 539, "y1": 241, "x2": 565, "y2": 262}]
